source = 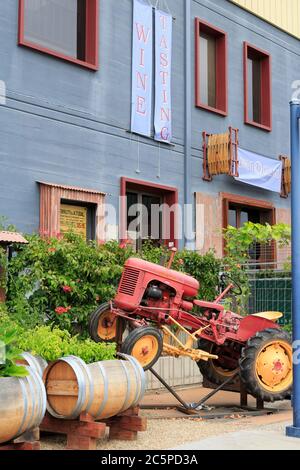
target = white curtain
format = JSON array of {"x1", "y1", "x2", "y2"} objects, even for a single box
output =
[{"x1": 24, "y1": 0, "x2": 78, "y2": 58}]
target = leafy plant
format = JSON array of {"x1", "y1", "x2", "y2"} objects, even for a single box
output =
[
  {"x1": 224, "y1": 222, "x2": 291, "y2": 263},
  {"x1": 7, "y1": 234, "x2": 134, "y2": 334},
  {"x1": 222, "y1": 222, "x2": 291, "y2": 313},
  {"x1": 17, "y1": 325, "x2": 116, "y2": 363},
  {"x1": 0, "y1": 320, "x2": 28, "y2": 378}
]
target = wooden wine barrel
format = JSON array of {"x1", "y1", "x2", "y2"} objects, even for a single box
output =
[
  {"x1": 43, "y1": 355, "x2": 146, "y2": 420},
  {"x1": 17, "y1": 353, "x2": 48, "y2": 377},
  {"x1": 0, "y1": 367, "x2": 47, "y2": 444}
]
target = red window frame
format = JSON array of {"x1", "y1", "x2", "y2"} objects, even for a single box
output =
[
  {"x1": 244, "y1": 42, "x2": 272, "y2": 131},
  {"x1": 18, "y1": 0, "x2": 99, "y2": 70},
  {"x1": 120, "y1": 177, "x2": 179, "y2": 249},
  {"x1": 195, "y1": 18, "x2": 228, "y2": 116}
]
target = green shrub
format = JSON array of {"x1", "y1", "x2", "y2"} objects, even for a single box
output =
[
  {"x1": 17, "y1": 325, "x2": 116, "y2": 363},
  {"x1": 0, "y1": 320, "x2": 28, "y2": 378},
  {"x1": 7, "y1": 234, "x2": 133, "y2": 334}
]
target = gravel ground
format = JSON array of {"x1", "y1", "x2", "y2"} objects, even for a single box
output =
[{"x1": 40, "y1": 411, "x2": 291, "y2": 451}]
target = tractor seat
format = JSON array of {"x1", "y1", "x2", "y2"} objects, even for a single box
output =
[
  {"x1": 194, "y1": 300, "x2": 225, "y2": 312},
  {"x1": 252, "y1": 311, "x2": 283, "y2": 322}
]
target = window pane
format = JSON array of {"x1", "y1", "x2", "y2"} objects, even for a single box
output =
[
  {"x1": 228, "y1": 209, "x2": 237, "y2": 228},
  {"x1": 142, "y1": 195, "x2": 162, "y2": 241},
  {"x1": 127, "y1": 193, "x2": 138, "y2": 229},
  {"x1": 240, "y1": 211, "x2": 249, "y2": 226},
  {"x1": 23, "y1": 0, "x2": 86, "y2": 59},
  {"x1": 200, "y1": 32, "x2": 216, "y2": 108},
  {"x1": 248, "y1": 57, "x2": 261, "y2": 123}
]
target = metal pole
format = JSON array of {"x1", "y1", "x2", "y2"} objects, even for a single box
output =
[
  {"x1": 287, "y1": 99, "x2": 300, "y2": 438},
  {"x1": 184, "y1": 0, "x2": 192, "y2": 250}
]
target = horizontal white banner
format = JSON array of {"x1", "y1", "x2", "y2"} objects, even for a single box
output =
[{"x1": 235, "y1": 148, "x2": 283, "y2": 193}]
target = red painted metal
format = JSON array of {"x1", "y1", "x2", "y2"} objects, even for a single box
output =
[
  {"x1": 111, "y1": 255, "x2": 280, "y2": 349},
  {"x1": 243, "y1": 42, "x2": 272, "y2": 132},
  {"x1": 18, "y1": 0, "x2": 99, "y2": 70},
  {"x1": 120, "y1": 177, "x2": 179, "y2": 249},
  {"x1": 195, "y1": 17, "x2": 228, "y2": 116}
]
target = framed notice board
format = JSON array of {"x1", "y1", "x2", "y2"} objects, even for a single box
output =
[{"x1": 60, "y1": 204, "x2": 88, "y2": 240}]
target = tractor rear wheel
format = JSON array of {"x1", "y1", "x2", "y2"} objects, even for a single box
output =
[
  {"x1": 239, "y1": 328, "x2": 292, "y2": 402},
  {"x1": 89, "y1": 302, "x2": 126, "y2": 343},
  {"x1": 120, "y1": 327, "x2": 163, "y2": 371},
  {"x1": 197, "y1": 339, "x2": 240, "y2": 386}
]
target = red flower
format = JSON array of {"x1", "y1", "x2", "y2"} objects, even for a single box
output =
[
  {"x1": 62, "y1": 285, "x2": 73, "y2": 293},
  {"x1": 55, "y1": 306, "x2": 71, "y2": 316},
  {"x1": 119, "y1": 239, "x2": 132, "y2": 249}
]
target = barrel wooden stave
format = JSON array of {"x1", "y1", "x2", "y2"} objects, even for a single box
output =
[
  {"x1": 44, "y1": 356, "x2": 90, "y2": 420},
  {"x1": 0, "y1": 368, "x2": 47, "y2": 444},
  {"x1": 43, "y1": 356, "x2": 146, "y2": 421},
  {"x1": 87, "y1": 358, "x2": 143, "y2": 420}
]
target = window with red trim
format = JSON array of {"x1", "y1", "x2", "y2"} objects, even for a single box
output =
[
  {"x1": 195, "y1": 18, "x2": 228, "y2": 116},
  {"x1": 244, "y1": 42, "x2": 272, "y2": 131},
  {"x1": 19, "y1": 0, "x2": 99, "y2": 70}
]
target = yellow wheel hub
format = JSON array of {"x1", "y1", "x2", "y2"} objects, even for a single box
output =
[
  {"x1": 131, "y1": 335, "x2": 159, "y2": 368},
  {"x1": 97, "y1": 311, "x2": 117, "y2": 341},
  {"x1": 256, "y1": 340, "x2": 293, "y2": 392}
]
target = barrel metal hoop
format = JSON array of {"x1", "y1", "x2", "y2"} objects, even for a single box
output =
[
  {"x1": 118, "y1": 354, "x2": 141, "y2": 406},
  {"x1": 94, "y1": 362, "x2": 109, "y2": 419},
  {"x1": 15, "y1": 377, "x2": 29, "y2": 438},
  {"x1": 30, "y1": 367, "x2": 47, "y2": 424},
  {"x1": 24, "y1": 372, "x2": 36, "y2": 431},
  {"x1": 129, "y1": 356, "x2": 147, "y2": 401},
  {"x1": 21, "y1": 353, "x2": 37, "y2": 375},
  {"x1": 119, "y1": 360, "x2": 131, "y2": 413},
  {"x1": 75, "y1": 356, "x2": 94, "y2": 414},
  {"x1": 26, "y1": 368, "x2": 43, "y2": 427},
  {"x1": 46, "y1": 357, "x2": 86, "y2": 420}
]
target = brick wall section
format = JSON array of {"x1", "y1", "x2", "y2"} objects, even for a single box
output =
[
  {"x1": 195, "y1": 193, "x2": 223, "y2": 258},
  {"x1": 276, "y1": 207, "x2": 291, "y2": 268}
]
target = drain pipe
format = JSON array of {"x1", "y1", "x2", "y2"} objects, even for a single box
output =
[
  {"x1": 184, "y1": 0, "x2": 192, "y2": 250},
  {"x1": 286, "y1": 99, "x2": 300, "y2": 439}
]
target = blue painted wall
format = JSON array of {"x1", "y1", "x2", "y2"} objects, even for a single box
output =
[{"x1": 0, "y1": 0, "x2": 296, "y2": 247}]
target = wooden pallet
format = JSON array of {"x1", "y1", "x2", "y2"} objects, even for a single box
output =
[
  {"x1": 0, "y1": 428, "x2": 40, "y2": 451},
  {"x1": 41, "y1": 407, "x2": 147, "y2": 450}
]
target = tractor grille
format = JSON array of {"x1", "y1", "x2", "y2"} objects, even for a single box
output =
[{"x1": 118, "y1": 267, "x2": 140, "y2": 296}]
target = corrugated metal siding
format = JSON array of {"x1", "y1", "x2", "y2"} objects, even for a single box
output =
[
  {"x1": 230, "y1": 0, "x2": 300, "y2": 39},
  {"x1": 146, "y1": 356, "x2": 201, "y2": 391}
]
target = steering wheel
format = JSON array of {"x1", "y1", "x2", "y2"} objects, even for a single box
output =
[{"x1": 220, "y1": 273, "x2": 243, "y2": 296}]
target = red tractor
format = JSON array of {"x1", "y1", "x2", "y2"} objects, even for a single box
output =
[{"x1": 89, "y1": 249, "x2": 292, "y2": 402}]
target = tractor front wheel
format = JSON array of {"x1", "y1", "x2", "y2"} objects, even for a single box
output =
[
  {"x1": 89, "y1": 303, "x2": 126, "y2": 343},
  {"x1": 239, "y1": 328, "x2": 292, "y2": 402},
  {"x1": 120, "y1": 327, "x2": 163, "y2": 371}
]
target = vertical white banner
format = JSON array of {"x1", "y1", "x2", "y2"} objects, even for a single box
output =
[
  {"x1": 154, "y1": 9, "x2": 172, "y2": 143},
  {"x1": 131, "y1": 0, "x2": 153, "y2": 137}
]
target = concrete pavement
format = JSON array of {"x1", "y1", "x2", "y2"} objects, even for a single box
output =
[{"x1": 173, "y1": 422, "x2": 300, "y2": 450}]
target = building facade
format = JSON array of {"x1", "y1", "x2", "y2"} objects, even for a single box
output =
[{"x1": 0, "y1": 0, "x2": 297, "y2": 255}]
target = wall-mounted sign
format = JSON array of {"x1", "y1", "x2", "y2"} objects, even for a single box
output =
[
  {"x1": 131, "y1": 0, "x2": 153, "y2": 137},
  {"x1": 154, "y1": 9, "x2": 172, "y2": 143},
  {"x1": 60, "y1": 204, "x2": 87, "y2": 239},
  {"x1": 235, "y1": 148, "x2": 283, "y2": 193}
]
